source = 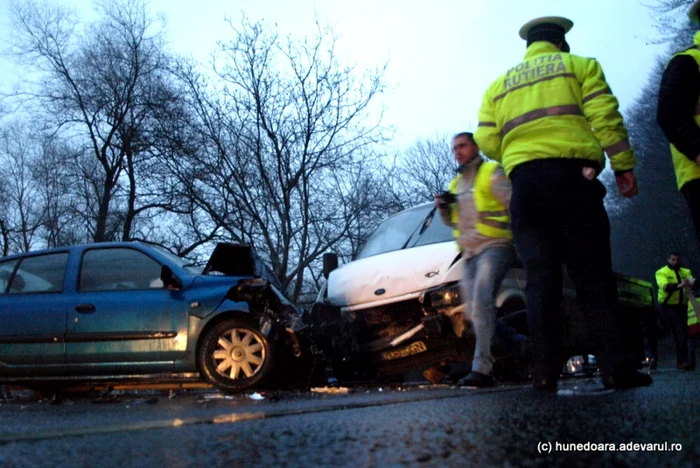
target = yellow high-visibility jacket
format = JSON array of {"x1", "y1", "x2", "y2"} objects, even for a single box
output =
[
  {"x1": 656, "y1": 265, "x2": 694, "y2": 305},
  {"x1": 475, "y1": 41, "x2": 636, "y2": 176},
  {"x1": 448, "y1": 160, "x2": 511, "y2": 240},
  {"x1": 667, "y1": 31, "x2": 700, "y2": 191},
  {"x1": 688, "y1": 301, "x2": 698, "y2": 327}
]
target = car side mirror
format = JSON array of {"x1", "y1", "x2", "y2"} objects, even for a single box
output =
[
  {"x1": 161, "y1": 265, "x2": 183, "y2": 290},
  {"x1": 323, "y1": 252, "x2": 338, "y2": 279}
]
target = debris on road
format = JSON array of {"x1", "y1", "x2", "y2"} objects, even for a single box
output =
[{"x1": 310, "y1": 387, "x2": 351, "y2": 394}]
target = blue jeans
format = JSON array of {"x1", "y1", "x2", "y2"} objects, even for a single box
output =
[{"x1": 461, "y1": 244, "x2": 517, "y2": 375}]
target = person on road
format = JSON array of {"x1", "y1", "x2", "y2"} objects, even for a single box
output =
[
  {"x1": 655, "y1": 252, "x2": 696, "y2": 370},
  {"x1": 474, "y1": 16, "x2": 651, "y2": 390},
  {"x1": 434, "y1": 131, "x2": 519, "y2": 388},
  {"x1": 657, "y1": 0, "x2": 700, "y2": 251}
]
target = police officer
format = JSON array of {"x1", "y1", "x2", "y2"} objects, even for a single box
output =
[
  {"x1": 655, "y1": 252, "x2": 695, "y2": 370},
  {"x1": 474, "y1": 17, "x2": 651, "y2": 390},
  {"x1": 657, "y1": 1, "x2": 700, "y2": 251}
]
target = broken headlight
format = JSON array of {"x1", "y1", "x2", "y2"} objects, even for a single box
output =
[{"x1": 422, "y1": 282, "x2": 462, "y2": 312}]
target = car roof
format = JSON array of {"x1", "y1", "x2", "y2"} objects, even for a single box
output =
[{"x1": 0, "y1": 241, "x2": 147, "y2": 262}]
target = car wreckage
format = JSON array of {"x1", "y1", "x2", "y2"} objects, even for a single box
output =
[
  {"x1": 0, "y1": 206, "x2": 655, "y2": 393},
  {"x1": 221, "y1": 203, "x2": 656, "y2": 390}
]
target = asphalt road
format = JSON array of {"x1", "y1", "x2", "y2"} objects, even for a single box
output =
[{"x1": 0, "y1": 360, "x2": 698, "y2": 468}]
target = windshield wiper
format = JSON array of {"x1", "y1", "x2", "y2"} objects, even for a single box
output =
[{"x1": 400, "y1": 206, "x2": 437, "y2": 250}]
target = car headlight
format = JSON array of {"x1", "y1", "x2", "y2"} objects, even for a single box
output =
[{"x1": 422, "y1": 282, "x2": 462, "y2": 311}]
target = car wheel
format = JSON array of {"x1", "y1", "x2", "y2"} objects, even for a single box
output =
[{"x1": 199, "y1": 318, "x2": 274, "y2": 393}]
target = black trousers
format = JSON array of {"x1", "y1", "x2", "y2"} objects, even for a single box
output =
[
  {"x1": 659, "y1": 303, "x2": 689, "y2": 366},
  {"x1": 640, "y1": 307, "x2": 659, "y2": 361},
  {"x1": 509, "y1": 159, "x2": 635, "y2": 380}
]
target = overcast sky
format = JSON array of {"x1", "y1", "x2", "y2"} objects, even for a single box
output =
[{"x1": 0, "y1": 0, "x2": 677, "y2": 151}]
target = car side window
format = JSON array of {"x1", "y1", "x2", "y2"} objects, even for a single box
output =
[
  {"x1": 8, "y1": 253, "x2": 69, "y2": 294},
  {"x1": 0, "y1": 260, "x2": 19, "y2": 294},
  {"x1": 79, "y1": 248, "x2": 163, "y2": 292}
]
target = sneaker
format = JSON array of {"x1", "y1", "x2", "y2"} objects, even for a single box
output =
[
  {"x1": 602, "y1": 371, "x2": 653, "y2": 389},
  {"x1": 457, "y1": 371, "x2": 495, "y2": 388}
]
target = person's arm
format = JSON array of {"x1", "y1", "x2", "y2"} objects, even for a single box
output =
[
  {"x1": 656, "y1": 268, "x2": 679, "y2": 293},
  {"x1": 679, "y1": 269, "x2": 697, "y2": 288},
  {"x1": 474, "y1": 87, "x2": 503, "y2": 162},
  {"x1": 657, "y1": 54, "x2": 700, "y2": 162},
  {"x1": 490, "y1": 165, "x2": 512, "y2": 208},
  {"x1": 577, "y1": 58, "x2": 636, "y2": 173}
]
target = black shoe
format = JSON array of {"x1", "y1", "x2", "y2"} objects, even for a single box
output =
[
  {"x1": 602, "y1": 371, "x2": 652, "y2": 390},
  {"x1": 457, "y1": 371, "x2": 495, "y2": 388},
  {"x1": 532, "y1": 377, "x2": 558, "y2": 391},
  {"x1": 677, "y1": 362, "x2": 693, "y2": 371}
]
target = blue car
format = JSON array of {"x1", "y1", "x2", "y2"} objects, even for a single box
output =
[{"x1": 0, "y1": 242, "x2": 298, "y2": 393}]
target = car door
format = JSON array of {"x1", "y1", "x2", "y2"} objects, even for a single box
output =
[
  {"x1": 65, "y1": 246, "x2": 189, "y2": 364},
  {"x1": 0, "y1": 253, "x2": 69, "y2": 366}
]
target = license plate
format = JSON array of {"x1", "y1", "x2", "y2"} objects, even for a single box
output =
[{"x1": 381, "y1": 341, "x2": 428, "y2": 361}]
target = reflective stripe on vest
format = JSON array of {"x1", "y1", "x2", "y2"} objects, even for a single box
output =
[
  {"x1": 474, "y1": 162, "x2": 512, "y2": 239},
  {"x1": 604, "y1": 138, "x2": 632, "y2": 157},
  {"x1": 582, "y1": 87, "x2": 612, "y2": 103},
  {"x1": 668, "y1": 32, "x2": 700, "y2": 190},
  {"x1": 500, "y1": 104, "x2": 584, "y2": 138},
  {"x1": 688, "y1": 305, "x2": 699, "y2": 327}
]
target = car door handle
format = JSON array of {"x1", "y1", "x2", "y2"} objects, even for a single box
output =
[{"x1": 75, "y1": 304, "x2": 96, "y2": 314}]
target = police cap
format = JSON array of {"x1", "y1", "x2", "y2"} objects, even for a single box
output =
[
  {"x1": 690, "y1": 0, "x2": 700, "y2": 24},
  {"x1": 519, "y1": 16, "x2": 574, "y2": 40}
]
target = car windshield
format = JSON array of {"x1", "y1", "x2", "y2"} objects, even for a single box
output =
[
  {"x1": 150, "y1": 245, "x2": 204, "y2": 275},
  {"x1": 355, "y1": 204, "x2": 453, "y2": 260}
]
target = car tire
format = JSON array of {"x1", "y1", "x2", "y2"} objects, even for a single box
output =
[{"x1": 198, "y1": 318, "x2": 275, "y2": 393}]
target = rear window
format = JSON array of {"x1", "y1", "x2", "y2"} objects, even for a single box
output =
[
  {"x1": 0, "y1": 260, "x2": 19, "y2": 294},
  {"x1": 6, "y1": 253, "x2": 69, "y2": 294}
]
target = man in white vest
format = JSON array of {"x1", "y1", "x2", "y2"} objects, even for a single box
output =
[{"x1": 435, "y1": 132, "x2": 518, "y2": 387}]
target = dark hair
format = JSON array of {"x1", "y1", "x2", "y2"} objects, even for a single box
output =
[
  {"x1": 453, "y1": 132, "x2": 475, "y2": 143},
  {"x1": 669, "y1": 252, "x2": 681, "y2": 258},
  {"x1": 526, "y1": 24, "x2": 566, "y2": 49}
]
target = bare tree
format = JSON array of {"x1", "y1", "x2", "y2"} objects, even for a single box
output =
[
  {"x1": 172, "y1": 18, "x2": 389, "y2": 301},
  {"x1": 388, "y1": 133, "x2": 455, "y2": 209},
  {"x1": 6, "y1": 0, "x2": 187, "y2": 244},
  {"x1": 0, "y1": 121, "x2": 46, "y2": 252},
  {"x1": 31, "y1": 134, "x2": 87, "y2": 247}
]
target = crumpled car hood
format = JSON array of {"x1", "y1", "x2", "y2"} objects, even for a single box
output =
[{"x1": 326, "y1": 242, "x2": 461, "y2": 308}]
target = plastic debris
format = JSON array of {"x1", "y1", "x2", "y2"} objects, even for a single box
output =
[
  {"x1": 310, "y1": 387, "x2": 351, "y2": 394},
  {"x1": 248, "y1": 392, "x2": 265, "y2": 400},
  {"x1": 202, "y1": 393, "x2": 235, "y2": 400}
]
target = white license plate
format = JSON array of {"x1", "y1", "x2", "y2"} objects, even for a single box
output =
[{"x1": 381, "y1": 341, "x2": 428, "y2": 361}]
